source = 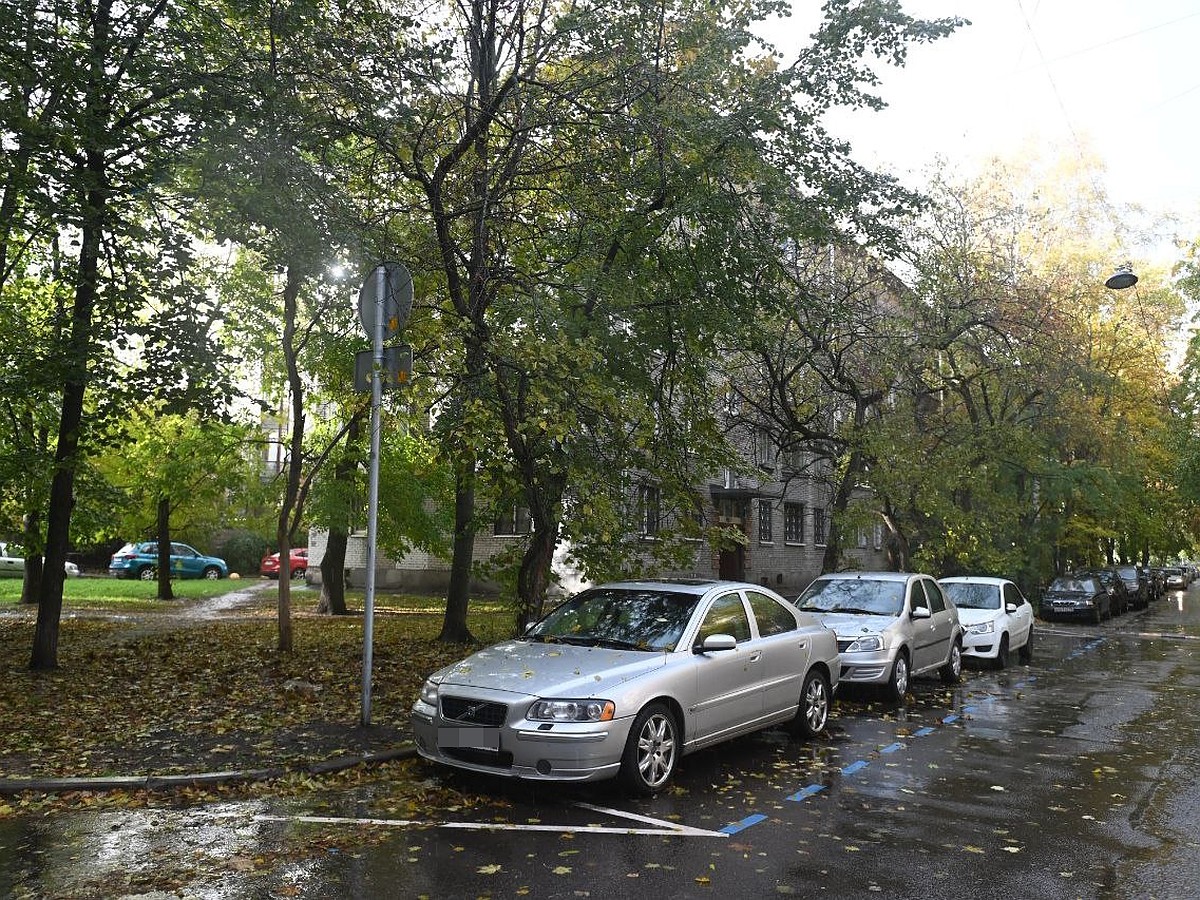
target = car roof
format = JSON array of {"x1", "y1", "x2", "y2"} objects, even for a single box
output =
[
  {"x1": 596, "y1": 579, "x2": 775, "y2": 596},
  {"x1": 810, "y1": 571, "x2": 923, "y2": 582},
  {"x1": 938, "y1": 576, "x2": 1011, "y2": 586}
]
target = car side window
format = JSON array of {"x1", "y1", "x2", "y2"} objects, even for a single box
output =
[
  {"x1": 746, "y1": 591, "x2": 798, "y2": 637},
  {"x1": 922, "y1": 579, "x2": 947, "y2": 613},
  {"x1": 909, "y1": 580, "x2": 929, "y2": 613},
  {"x1": 696, "y1": 593, "x2": 752, "y2": 645},
  {"x1": 1003, "y1": 583, "x2": 1026, "y2": 607}
]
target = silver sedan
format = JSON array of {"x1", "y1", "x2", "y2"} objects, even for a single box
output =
[{"x1": 411, "y1": 580, "x2": 840, "y2": 795}]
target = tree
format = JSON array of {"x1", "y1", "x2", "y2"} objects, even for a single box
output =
[{"x1": 0, "y1": 0, "x2": 242, "y2": 668}]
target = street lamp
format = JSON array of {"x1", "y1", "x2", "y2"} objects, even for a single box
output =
[{"x1": 1105, "y1": 263, "x2": 1138, "y2": 290}]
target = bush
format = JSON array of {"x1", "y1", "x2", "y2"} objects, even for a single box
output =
[{"x1": 220, "y1": 530, "x2": 271, "y2": 578}]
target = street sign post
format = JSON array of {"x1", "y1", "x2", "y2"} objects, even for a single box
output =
[{"x1": 358, "y1": 262, "x2": 413, "y2": 727}]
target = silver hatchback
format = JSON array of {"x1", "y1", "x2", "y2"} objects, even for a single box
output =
[
  {"x1": 794, "y1": 572, "x2": 963, "y2": 702},
  {"x1": 411, "y1": 580, "x2": 840, "y2": 795}
]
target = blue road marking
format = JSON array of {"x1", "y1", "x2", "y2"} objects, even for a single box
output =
[
  {"x1": 962, "y1": 705, "x2": 978, "y2": 714},
  {"x1": 786, "y1": 783, "x2": 826, "y2": 802},
  {"x1": 841, "y1": 760, "x2": 869, "y2": 775},
  {"x1": 943, "y1": 714, "x2": 959, "y2": 723},
  {"x1": 880, "y1": 742, "x2": 904, "y2": 754},
  {"x1": 913, "y1": 727, "x2": 935, "y2": 737},
  {"x1": 720, "y1": 813, "x2": 768, "y2": 835}
]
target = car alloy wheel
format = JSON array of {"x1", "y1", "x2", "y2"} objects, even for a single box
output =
[
  {"x1": 886, "y1": 653, "x2": 909, "y2": 703},
  {"x1": 940, "y1": 641, "x2": 963, "y2": 683},
  {"x1": 620, "y1": 703, "x2": 678, "y2": 795},
  {"x1": 792, "y1": 669, "x2": 830, "y2": 738},
  {"x1": 138, "y1": 567, "x2": 157, "y2": 581}
]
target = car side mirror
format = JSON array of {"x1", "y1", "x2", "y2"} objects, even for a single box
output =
[
  {"x1": 911, "y1": 606, "x2": 932, "y2": 620},
  {"x1": 696, "y1": 633, "x2": 737, "y2": 653}
]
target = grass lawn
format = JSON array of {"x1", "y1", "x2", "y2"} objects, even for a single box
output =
[{"x1": 0, "y1": 574, "x2": 250, "y2": 611}]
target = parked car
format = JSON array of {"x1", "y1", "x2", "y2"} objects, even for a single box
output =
[
  {"x1": 0, "y1": 543, "x2": 80, "y2": 578},
  {"x1": 1115, "y1": 565, "x2": 1149, "y2": 610},
  {"x1": 793, "y1": 571, "x2": 962, "y2": 702},
  {"x1": 1142, "y1": 566, "x2": 1165, "y2": 601},
  {"x1": 1041, "y1": 575, "x2": 1109, "y2": 623},
  {"x1": 1164, "y1": 567, "x2": 1187, "y2": 591},
  {"x1": 1073, "y1": 567, "x2": 1130, "y2": 616},
  {"x1": 411, "y1": 579, "x2": 840, "y2": 795},
  {"x1": 937, "y1": 576, "x2": 1034, "y2": 668},
  {"x1": 108, "y1": 541, "x2": 228, "y2": 580},
  {"x1": 261, "y1": 548, "x2": 308, "y2": 580}
]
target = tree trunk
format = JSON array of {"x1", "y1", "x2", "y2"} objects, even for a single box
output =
[
  {"x1": 275, "y1": 263, "x2": 308, "y2": 653},
  {"x1": 821, "y1": 443, "x2": 869, "y2": 574},
  {"x1": 31, "y1": 150, "x2": 107, "y2": 669},
  {"x1": 317, "y1": 527, "x2": 349, "y2": 615},
  {"x1": 439, "y1": 465, "x2": 476, "y2": 643},
  {"x1": 516, "y1": 522, "x2": 557, "y2": 632},
  {"x1": 155, "y1": 496, "x2": 175, "y2": 600}
]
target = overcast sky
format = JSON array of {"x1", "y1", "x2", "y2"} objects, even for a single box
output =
[{"x1": 766, "y1": 1, "x2": 1200, "y2": 255}]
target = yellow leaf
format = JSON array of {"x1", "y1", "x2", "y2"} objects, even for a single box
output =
[
  {"x1": 477, "y1": 864, "x2": 502, "y2": 875},
  {"x1": 552, "y1": 866, "x2": 572, "y2": 875}
]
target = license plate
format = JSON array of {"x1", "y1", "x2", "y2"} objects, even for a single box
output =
[{"x1": 438, "y1": 727, "x2": 501, "y2": 751}]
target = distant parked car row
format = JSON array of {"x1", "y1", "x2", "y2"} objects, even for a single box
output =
[
  {"x1": 412, "y1": 570, "x2": 1037, "y2": 796},
  {"x1": 1041, "y1": 561, "x2": 1189, "y2": 623}
]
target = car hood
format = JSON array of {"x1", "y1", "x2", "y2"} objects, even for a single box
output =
[
  {"x1": 433, "y1": 640, "x2": 669, "y2": 698},
  {"x1": 808, "y1": 611, "x2": 900, "y2": 637},
  {"x1": 955, "y1": 607, "x2": 1002, "y2": 626}
]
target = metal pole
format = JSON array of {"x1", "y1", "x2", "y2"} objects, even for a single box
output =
[{"x1": 361, "y1": 265, "x2": 385, "y2": 726}]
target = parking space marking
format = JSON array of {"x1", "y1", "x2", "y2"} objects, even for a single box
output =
[
  {"x1": 786, "y1": 783, "x2": 827, "y2": 802},
  {"x1": 259, "y1": 804, "x2": 729, "y2": 838},
  {"x1": 841, "y1": 760, "x2": 869, "y2": 775},
  {"x1": 880, "y1": 742, "x2": 904, "y2": 754},
  {"x1": 912, "y1": 726, "x2": 936, "y2": 737},
  {"x1": 720, "y1": 813, "x2": 769, "y2": 835}
]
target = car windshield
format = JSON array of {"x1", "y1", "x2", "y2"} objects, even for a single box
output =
[
  {"x1": 526, "y1": 587, "x2": 702, "y2": 652},
  {"x1": 795, "y1": 578, "x2": 905, "y2": 616},
  {"x1": 1117, "y1": 567, "x2": 1139, "y2": 580},
  {"x1": 1049, "y1": 577, "x2": 1097, "y2": 593},
  {"x1": 941, "y1": 582, "x2": 1001, "y2": 610}
]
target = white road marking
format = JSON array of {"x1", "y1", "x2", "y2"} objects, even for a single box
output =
[{"x1": 255, "y1": 804, "x2": 727, "y2": 838}]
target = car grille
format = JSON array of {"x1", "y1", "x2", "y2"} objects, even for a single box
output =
[
  {"x1": 441, "y1": 696, "x2": 508, "y2": 727},
  {"x1": 836, "y1": 640, "x2": 854, "y2": 653}
]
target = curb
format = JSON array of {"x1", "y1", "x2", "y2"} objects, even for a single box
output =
[{"x1": 0, "y1": 745, "x2": 417, "y2": 796}]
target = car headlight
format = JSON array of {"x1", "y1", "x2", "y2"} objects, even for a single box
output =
[
  {"x1": 420, "y1": 678, "x2": 441, "y2": 706},
  {"x1": 967, "y1": 621, "x2": 995, "y2": 635},
  {"x1": 844, "y1": 635, "x2": 884, "y2": 653},
  {"x1": 528, "y1": 699, "x2": 615, "y2": 722}
]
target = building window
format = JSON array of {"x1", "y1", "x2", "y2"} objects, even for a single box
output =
[
  {"x1": 783, "y1": 445, "x2": 806, "y2": 474},
  {"x1": 813, "y1": 507, "x2": 827, "y2": 546},
  {"x1": 874, "y1": 523, "x2": 884, "y2": 551},
  {"x1": 754, "y1": 428, "x2": 775, "y2": 471},
  {"x1": 784, "y1": 502, "x2": 805, "y2": 543},
  {"x1": 494, "y1": 506, "x2": 531, "y2": 536},
  {"x1": 639, "y1": 484, "x2": 661, "y2": 536},
  {"x1": 857, "y1": 528, "x2": 868, "y2": 549},
  {"x1": 758, "y1": 499, "x2": 773, "y2": 543}
]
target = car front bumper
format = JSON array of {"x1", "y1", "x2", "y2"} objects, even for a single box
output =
[
  {"x1": 410, "y1": 698, "x2": 635, "y2": 783},
  {"x1": 837, "y1": 648, "x2": 898, "y2": 684}
]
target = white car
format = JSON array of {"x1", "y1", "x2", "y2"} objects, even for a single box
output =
[
  {"x1": 0, "y1": 543, "x2": 80, "y2": 578},
  {"x1": 938, "y1": 576, "x2": 1034, "y2": 668},
  {"x1": 411, "y1": 579, "x2": 840, "y2": 795},
  {"x1": 794, "y1": 572, "x2": 963, "y2": 702}
]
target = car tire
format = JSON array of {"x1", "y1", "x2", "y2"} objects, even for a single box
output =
[
  {"x1": 202, "y1": 566, "x2": 221, "y2": 580},
  {"x1": 995, "y1": 634, "x2": 1010, "y2": 670},
  {"x1": 885, "y1": 652, "x2": 910, "y2": 703},
  {"x1": 619, "y1": 702, "x2": 679, "y2": 796},
  {"x1": 1093, "y1": 605, "x2": 1103, "y2": 625},
  {"x1": 1018, "y1": 628, "x2": 1033, "y2": 664},
  {"x1": 291, "y1": 568, "x2": 306, "y2": 580},
  {"x1": 940, "y1": 640, "x2": 963, "y2": 684},
  {"x1": 137, "y1": 566, "x2": 156, "y2": 581},
  {"x1": 789, "y1": 668, "x2": 831, "y2": 739}
]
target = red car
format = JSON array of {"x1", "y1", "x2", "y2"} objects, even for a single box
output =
[{"x1": 260, "y1": 548, "x2": 308, "y2": 580}]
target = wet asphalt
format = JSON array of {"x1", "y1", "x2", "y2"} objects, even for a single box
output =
[{"x1": 4, "y1": 586, "x2": 1200, "y2": 898}]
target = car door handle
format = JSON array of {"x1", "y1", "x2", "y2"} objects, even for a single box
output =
[{"x1": 749, "y1": 652, "x2": 762, "y2": 662}]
